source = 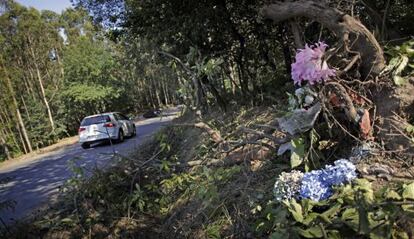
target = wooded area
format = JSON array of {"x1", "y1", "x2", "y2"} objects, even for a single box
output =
[{"x1": 0, "y1": 1, "x2": 180, "y2": 160}]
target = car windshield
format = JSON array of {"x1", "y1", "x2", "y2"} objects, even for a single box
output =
[{"x1": 81, "y1": 115, "x2": 111, "y2": 126}]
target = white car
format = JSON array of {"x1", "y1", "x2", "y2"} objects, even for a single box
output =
[{"x1": 78, "y1": 112, "x2": 136, "y2": 149}]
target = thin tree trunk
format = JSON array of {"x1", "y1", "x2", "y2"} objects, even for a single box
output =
[
  {"x1": 55, "y1": 47, "x2": 65, "y2": 80},
  {"x1": 0, "y1": 109, "x2": 21, "y2": 152},
  {"x1": 15, "y1": 122, "x2": 28, "y2": 154},
  {"x1": 1, "y1": 60, "x2": 32, "y2": 152},
  {"x1": 162, "y1": 78, "x2": 169, "y2": 105},
  {"x1": 226, "y1": 63, "x2": 238, "y2": 95},
  {"x1": 18, "y1": 57, "x2": 37, "y2": 99},
  {"x1": 29, "y1": 44, "x2": 55, "y2": 132},
  {"x1": 21, "y1": 96, "x2": 31, "y2": 122},
  {"x1": 0, "y1": 129, "x2": 11, "y2": 160},
  {"x1": 153, "y1": 78, "x2": 162, "y2": 107},
  {"x1": 289, "y1": 20, "x2": 304, "y2": 49},
  {"x1": 381, "y1": 0, "x2": 391, "y2": 41}
]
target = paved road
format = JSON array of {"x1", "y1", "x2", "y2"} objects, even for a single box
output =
[{"x1": 0, "y1": 114, "x2": 177, "y2": 224}]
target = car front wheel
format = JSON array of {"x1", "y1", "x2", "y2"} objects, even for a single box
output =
[{"x1": 81, "y1": 143, "x2": 90, "y2": 149}]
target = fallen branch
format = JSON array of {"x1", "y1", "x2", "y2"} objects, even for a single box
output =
[
  {"x1": 222, "y1": 140, "x2": 276, "y2": 154},
  {"x1": 173, "y1": 123, "x2": 225, "y2": 144},
  {"x1": 239, "y1": 126, "x2": 290, "y2": 145}
]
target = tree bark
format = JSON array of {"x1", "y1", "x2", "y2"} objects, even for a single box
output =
[
  {"x1": 0, "y1": 109, "x2": 21, "y2": 153},
  {"x1": 1, "y1": 60, "x2": 33, "y2": 152},
  {"x1": 29, "y1": 45, "x2": 56, "y2": 132},
  {"x1": 0, "y1": 129, "x2": 11, "y2": 160},
  {"x1": 289, "y1": 20, "x2": 304, "y2": 49},
  {"x1": 15, "y1": 120, "x2": 29, "y2": 154},
  {"x1": 260, "y1": 0, "x2": 386, "y2": 78}
]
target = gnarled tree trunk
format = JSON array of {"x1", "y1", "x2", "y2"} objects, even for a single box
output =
[
  {"x1": 260, "y1": 0, "x2": 385, "y2": 78},
  {"x1": 261, "y1": 0, "x2": 414, "y2": 155}
]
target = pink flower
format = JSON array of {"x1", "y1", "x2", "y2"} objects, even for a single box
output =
[{"x1": 291, "y1": 42, "x2": 336, "y2": 85}]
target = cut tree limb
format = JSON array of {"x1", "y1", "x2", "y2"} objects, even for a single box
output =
[
  {"x1": 173, "y1": 122, "x2": 225, "y2": 145},
  {"x1": 260, "y1": 0, "x2": 385, "y2": 78}
]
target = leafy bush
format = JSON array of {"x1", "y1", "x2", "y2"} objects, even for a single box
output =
[{"x1": 256, "y1": 179, "x2": 414, "y2": 238}]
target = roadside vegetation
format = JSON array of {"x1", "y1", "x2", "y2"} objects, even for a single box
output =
[{"x1": 1, "y1": 0, "x2": 414, "y2": 238}]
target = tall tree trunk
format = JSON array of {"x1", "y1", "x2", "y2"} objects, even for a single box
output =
[
  {"x1": 152, "y1": 77, "x2": 162, "y2": 107},
  {"x1": 162, "y1": 78, "x2": 169, "y2": 105},
  {"x1": 0, "y1": 109, "x2": 21, "y2": 153},
  {"x1": 29, "y1": 44, "x2": 55, "y2": 132},
  {"x1": 17, "y1": 56, "x2": 37, "y2": 100},
  {"x1": 1, "y1": 60, "x2": 33, "y2": 152},
  {"x1": 21, "y1": 96, "x2": 31, "y2": 122},
  {"x1": 15, "y1": 122, "x2": 28, "y2": 154},
  {"x1": 55, "y1": 47, "x2": 65, "y2": 80},
  {"x1": 0, "y1": 129, "x2": 11, "y2": 160}
]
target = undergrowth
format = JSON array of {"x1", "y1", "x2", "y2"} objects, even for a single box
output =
[{"x1": 6, "y1": 105, "x2": 414, "y2": 239}]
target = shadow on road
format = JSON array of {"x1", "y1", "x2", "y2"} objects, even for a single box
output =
[{"x1": 0, "y1": 114, "x2": 177, "y2": 225}]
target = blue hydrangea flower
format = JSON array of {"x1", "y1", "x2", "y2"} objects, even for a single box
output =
[
  {"x1": 322, "y1": 159, "x2": 357, "y2": 185},
  {"x1": 299, "y1": 159, "x2": 356, "y2": 201},
  {"x1": 299, "y1": 170, "x2": 332, "y2": 201}
]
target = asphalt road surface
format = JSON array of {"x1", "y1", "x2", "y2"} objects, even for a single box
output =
[{"x1": 0, "y1": 113, "x2": 178, "y2": 225}]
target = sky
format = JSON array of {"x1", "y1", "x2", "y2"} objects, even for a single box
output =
[{"x1": 16, "y1": 0, "x2": 73, "y2": 13}]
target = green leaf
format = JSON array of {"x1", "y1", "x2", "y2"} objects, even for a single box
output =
[
  {"x1": 284, "y1": 199, "x2": 304, "y2": 223},
  {"x1": 385, "y1": 190, "x2": 402, "y2": 200},
  {"x1": 327, "y1": 230, "x2": 341, "y2": 239},
  {"x1": 355, "y1": 179, "x2": 374, "y2": 203},
  {"x1": 386, "y1": 57, "x2": 401, "y2": 71},
  {"x1": 290, "y1": 138, "x2": 305, "y2": 168},
  {"x1": 310, "y1": 129, "x2": 320, "y2": 146},
  {"x1": 320, "y1": 203, "x2": 342, "y2": 221},
  {"x1": 402, "y1": 183, "x2": 414, "y2": 200},
  {"x1": 394, "y1": 55, "x2": 409, "y2": 75},
  {"x1": 406, "y1": 124, "x2": 414, "y2": 134},
  {"x1": 60, "y1": 218, "x2": 73, "y2": 224},
  {"x1": 394, "y1": 75, "x2": 408, "y2": 86},
  {"x1": 302, "y1": 212, "x2": 319, "y2": 226},
  {"x1": 297, "y1": 226, "x2": 323, "y2": 238},
  {"x1": 369, "y1": 221, "x2": 392, "y2": 239},
  {"x1": 291, "y1": 152, "x2": 303, "y2": 168},
  {"x1": 341, "y1": 208, "x2": 358, "y2": 221},
  {"x1": 392, "y1": 229, "x2": 410, "y2": 239}
]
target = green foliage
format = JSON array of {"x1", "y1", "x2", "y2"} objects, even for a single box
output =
[
  {"x1": 384, "y1": 40, "x2": 414, "y2": 86},
  {"x1": 290, "y1": 138, "x2": 305, "y2": 169},
  {"x1": 255, "y1": 179, "x2": 414, "y2": 238},
  {"x1": 58, "y1": 83, "x2": 121, "y2": 132},
  {"x1": 288, "y1": 129, "x2": 323, "y2": 171},
  {"x1": 63, "y1": 36, "x2": 119, "y2": 85}
]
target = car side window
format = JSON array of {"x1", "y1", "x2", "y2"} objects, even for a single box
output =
[
  {"x1": 120, "y1": 114, "x2": 129, "y2": 120},
  {"x1": 113, "y1": 113, "x2": 121, "y2": 121}
]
